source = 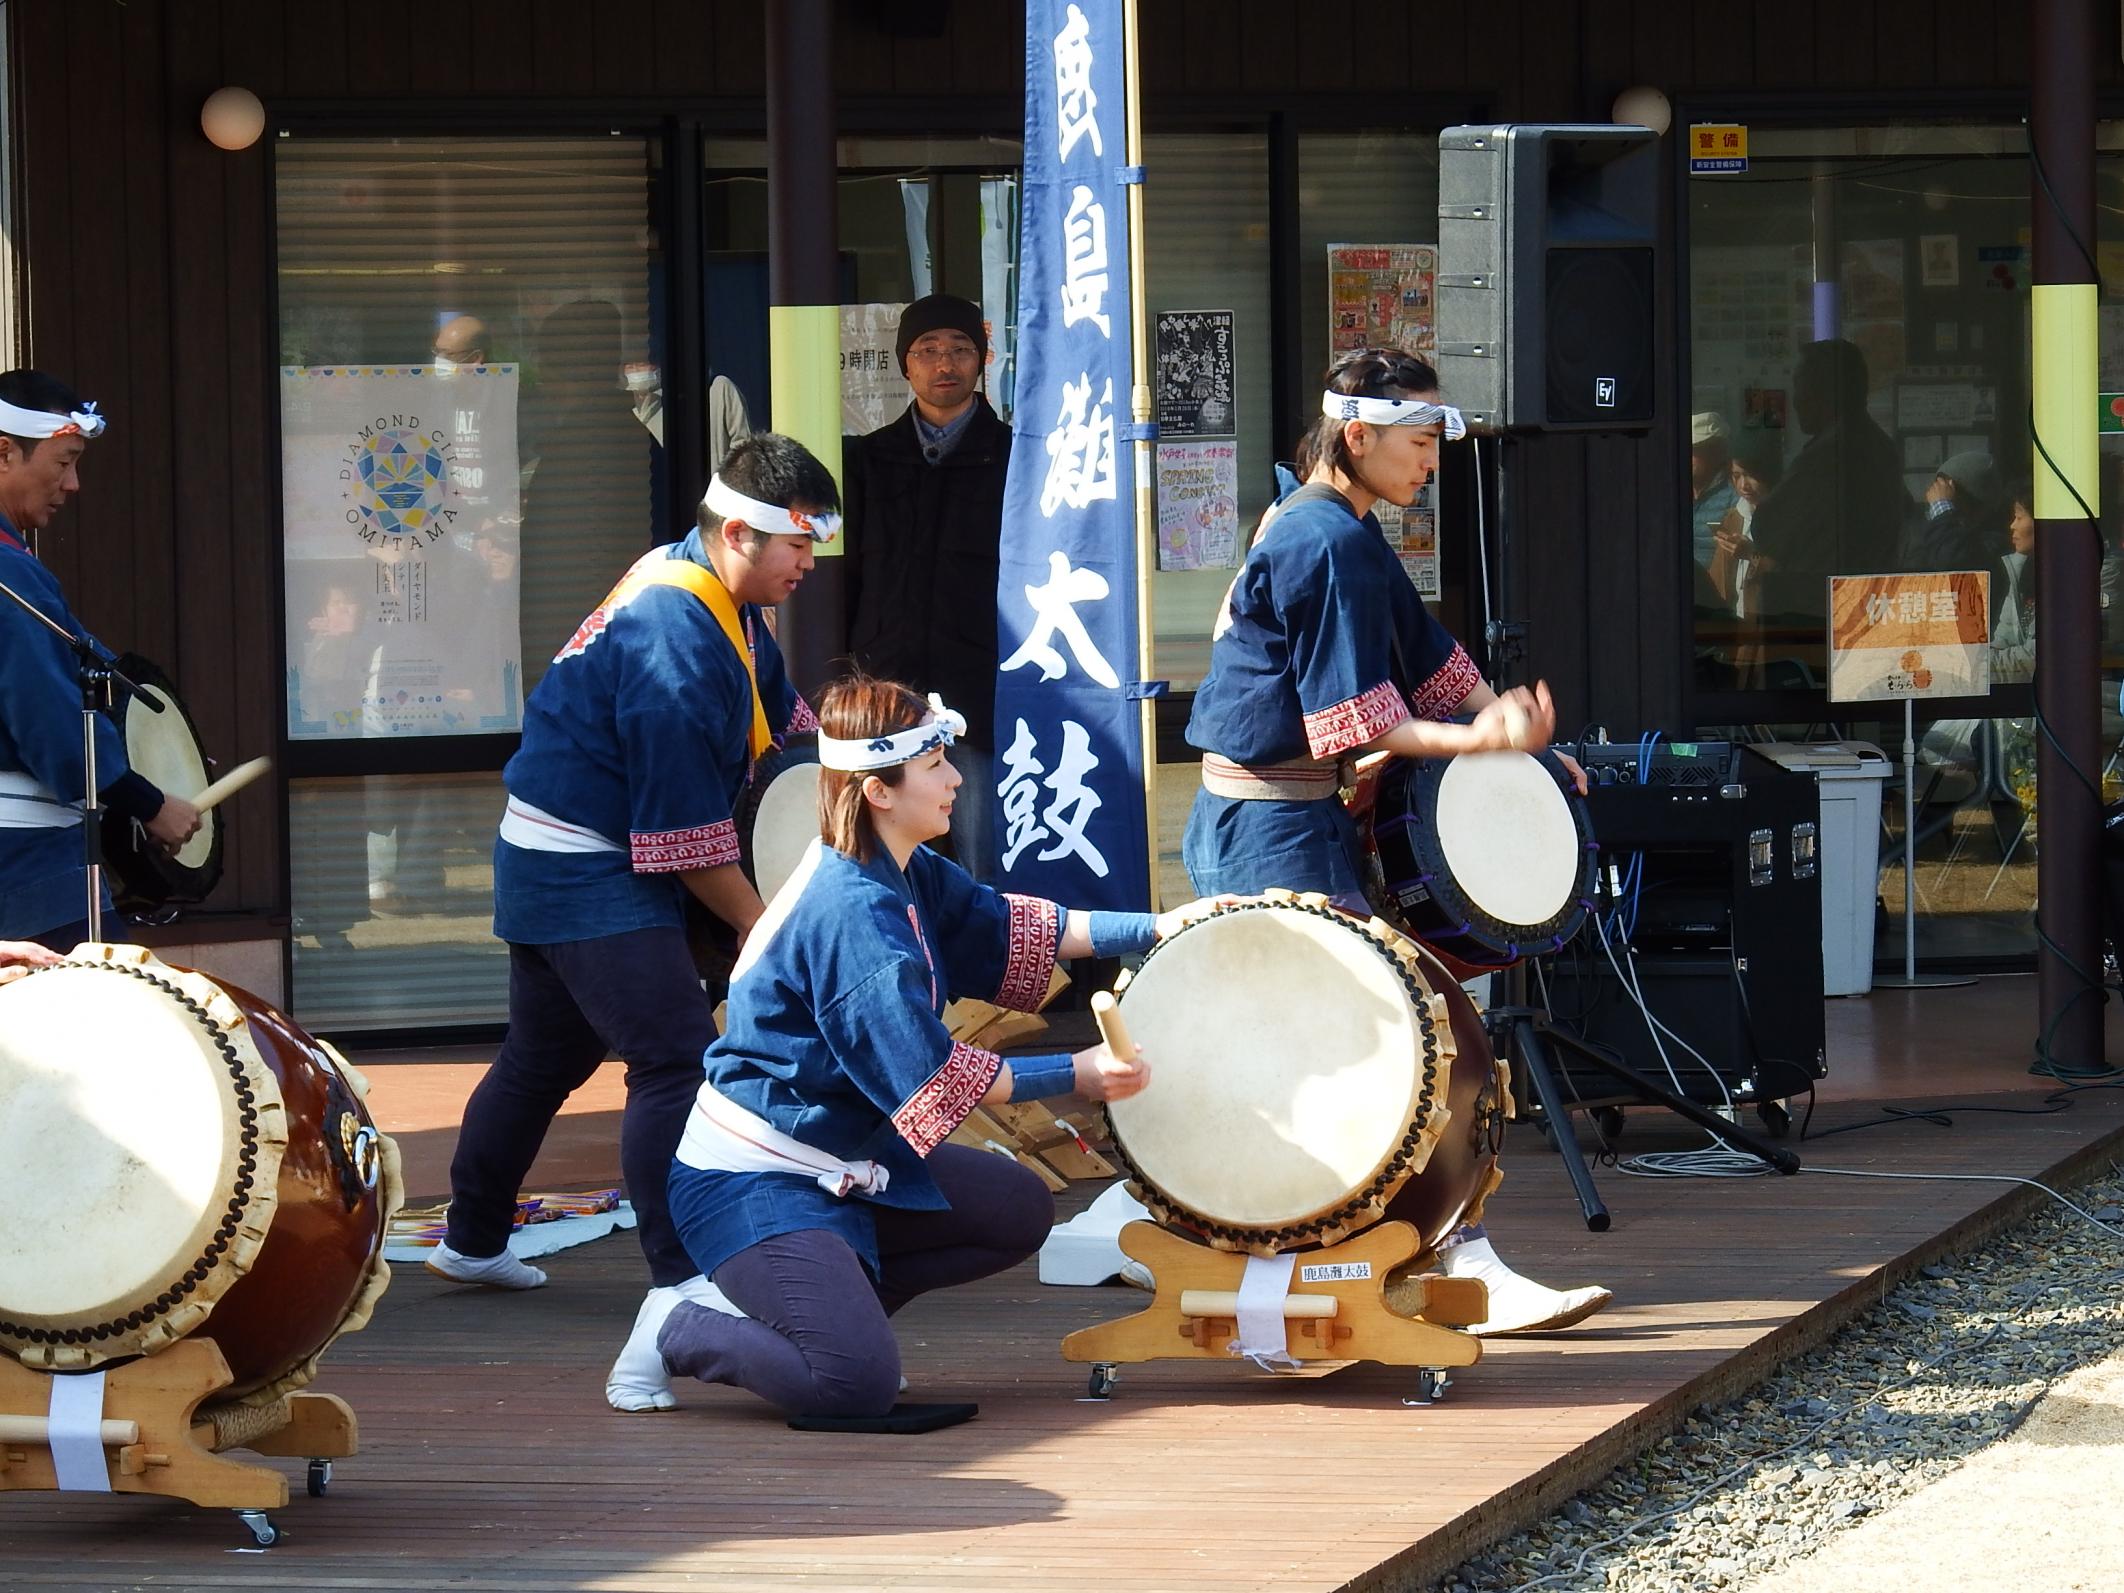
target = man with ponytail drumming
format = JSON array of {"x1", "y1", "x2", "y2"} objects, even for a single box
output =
[
  {"x1": 603, "y1": 678, "x2": 1217, "y2": 1422},
  {"x1": 433, "y1": 433, "x2": 831, "y2": 1297},
  {"x1": 1182, "y1": 346, "x2": 1609, "y2": 1336},
  {"x1": 0, "y1": 370, "x2": 201, "y2": 950}
]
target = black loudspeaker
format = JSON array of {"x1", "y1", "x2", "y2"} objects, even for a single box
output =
[
  {"x1": 1540, "y1": 748, "x2": 1828, "y2": 1104},
  {"x1": 1435, "y1": 124, "x2": 1659, "y2": 432}
]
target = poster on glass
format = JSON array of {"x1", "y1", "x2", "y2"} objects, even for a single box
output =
[{"x1": 281, "y1": 365, "x2": 522, "y2": 740}]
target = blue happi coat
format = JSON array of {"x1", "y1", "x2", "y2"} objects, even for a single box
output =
[
  {"x1": 0, "y1": 519, "x2": 161, "y2": 937},
  {"x1": 493, "y1": 530, "x2": 815, "y2": 944},
  {"x1": 1181, "y1": 469, "x2": 1482, "y2": 898},
  {"x1": 670, "y1": 839, "x2": 1065, "y2": 1277}
]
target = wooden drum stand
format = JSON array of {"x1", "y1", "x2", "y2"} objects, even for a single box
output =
[
  {"x1": 0, "y1": 1340, "x2": 357, "y2": 1548},
  {"x1": 1060, "y1": 996, "x2": 1488, "y2": 1405}
]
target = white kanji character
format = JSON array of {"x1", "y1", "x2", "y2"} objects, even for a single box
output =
[
  {"x1": 1001, "y1": 549, "x2": 1119, "y2": 688},
  {"x1": 1930, "y1": 590, "x2": 1958, "y2": 622},
  {"x1": 1053, "y1": 3, "x2": 1104, "y2": 162},
  {"x1": 999, "y1": 718, "x2": 1051, "y2": 872},
  {"x1": 1865, "y1": 594, "x2": 1892, "y2": 625},
  {"x1": 1060, "y1": 185, "x2": 1111, "y2": 336},
  {"x1": 1035, "y1": 720, "x2": 1109, "y2": 876},
  {"x1": 1040, "y1": 373, "x2": 1117, "y2": 515},
  {"x1": 1897, "y1": 592, "x2": 1928, "y2": 623}
]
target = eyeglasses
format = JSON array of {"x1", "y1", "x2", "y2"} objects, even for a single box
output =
[{"x1": 906, "y1": 343, "x2": 979, "y2": 366}]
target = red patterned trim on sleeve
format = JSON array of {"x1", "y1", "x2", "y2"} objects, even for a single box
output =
[
  {"x1": 995, "y1": 894, "x2": 1062, "y2": 1010},
  {"x1": 892, "y1": 1040, "x2": 1003, "y2": 1157},
  {"x1": 1410, "y1": 642, "x2": 1484, "y2": 722},
  {"x1": 1301, "y1": 678, "x2": 1410, "y2": 759},
  {"x1": 785, "y1": 694, "x2": 820, "y2": 736},
  {"x1": 631, "y1": 818, "x2": 740, "y2": 873}
]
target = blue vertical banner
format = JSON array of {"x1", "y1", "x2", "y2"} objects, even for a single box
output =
[{"x1": 993, "y1": 0, "x2": 1151, "y2": 910}]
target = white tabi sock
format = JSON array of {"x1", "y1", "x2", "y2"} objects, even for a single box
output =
[
  {"x1": 1437, "y1": 1235, "x2": 1613, "y2": 1335},
  {"x1": 425, "y1": 1241, "x2": 548, "y2": 1291},
  {"x1": 607, "y1": 1275, "x2": 746, "y2": 1413}
]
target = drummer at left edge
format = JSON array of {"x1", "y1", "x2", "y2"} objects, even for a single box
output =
[
  {"x1": 0, "y1": 369, "x2": 201, "y2": 952},
  {"x1": 430, "y1": 433, "x2": 831, "y2": 1333}
]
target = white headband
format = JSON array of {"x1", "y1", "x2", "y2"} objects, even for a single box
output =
[
  {"x1": 701, "y1": 474, "x2": 840, "y2": 543},
  {"x1": 0, "y1": 397, "x2": 105, "y2": 440},
  {"x1": 817, "y1": 695, "x2": 968, "y2": 772},
  {"x1": 1321, "y1": 392, "x2": 1466, "y2": 442}
]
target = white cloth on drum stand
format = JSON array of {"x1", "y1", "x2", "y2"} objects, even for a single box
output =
[
  {"x1": 1230, "y1": 1253, "x2": 1301, "y2": 1371},
  {"x1": 46, "y1": 1369, "x2": 112, "y2": 1492}
]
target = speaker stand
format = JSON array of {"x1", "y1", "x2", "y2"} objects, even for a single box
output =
[{"x1": 1485, "y1": 999, "x2": 1802, "y2": 1230}]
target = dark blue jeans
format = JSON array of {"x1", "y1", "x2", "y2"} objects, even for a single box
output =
[
  {"x1": 444, "y1": 925, "x2": 714, "y2": 1286},
  {"x1": 659, "y1": 1144, "x2": 1055, "y2": 1417}
]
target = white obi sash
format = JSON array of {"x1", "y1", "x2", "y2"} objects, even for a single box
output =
[
  {"x1": 0, "y1": 770, "x2": 83, "y2": 830},
  {"x1": 676, "y1": 1084, "x2": 890, "y2": 1199},
  {"x1": 497, "y1": 795, "x2": 623, "y2": 854}
]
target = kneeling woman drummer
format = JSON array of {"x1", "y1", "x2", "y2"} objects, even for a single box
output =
[{"x1": 606, "y1": 675, "x2": 1210, "y2": 1420}]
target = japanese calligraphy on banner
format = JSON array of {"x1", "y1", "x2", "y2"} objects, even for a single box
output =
[
  {"x1": 281, "y1": 366, "x2": 522, "y2": 739},
  {"x1": 1827, "y1": 571, "x2": 1991, "y2": 703},
  {"x1": 993, "y1": 0, "x2": 1150, "y2": 909},
  {"x1": 840, "y1": 303, "x2": 909, "y2": 434}
]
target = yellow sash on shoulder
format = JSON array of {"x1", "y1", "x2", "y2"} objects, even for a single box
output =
[{"x1": 601, "y1": 557, "x2": 773, "y2": 762}]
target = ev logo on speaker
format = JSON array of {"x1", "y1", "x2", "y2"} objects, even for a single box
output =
[{"x1": 1594, "y1": 376, "x2": 1617, "y2": 408}]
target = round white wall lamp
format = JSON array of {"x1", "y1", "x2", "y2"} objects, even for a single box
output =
[{"x1": 201, "y1": 87, "x2": 266, "y2": 152}]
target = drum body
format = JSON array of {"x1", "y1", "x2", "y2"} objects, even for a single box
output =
[
  {"x1": 102, "y1": 654, "x2": 224, "y2": 913},
  {"x1": 1105, "y1": 900, "x2": 1509, "y2": 1257},
  {"x1": 0, "y1": 945, "x2": 401, "y2": 1404},
  {"x1": 1361, "y1": 749, "x2": 1596, "y2": 980},
  {"x1": 688, "y1": 740, "x2": 821, "y2": 982}
]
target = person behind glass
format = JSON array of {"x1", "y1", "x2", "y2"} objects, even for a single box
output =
[
  {"x1": 430, "y1": 433, "x2": 834, "y2": 1295},
  {"x1": 0, "y1": 371, "x2": 200, "y2": 951},
  {"x1": 605, "y1": 677, "x2": 1214, "y2": 1419},
  {"x1": 1742, "y1": 338, "x2": 1907, "y2": 639},
  {"x1": 1993, "y1": 482, "x2": 2036, "y2": 685},
  {"x1": 843, "y1": 294, "x2": 1012, "y2": 881},
  {"x1": 1708, "y1": 431, "x2": 1786, "y2": 619},
  {"x1": 1689, "y1": 411, "x2": 1737, "y2": 579},
  {"x1": 1906, "y1": 450, "x2": 2001, "y2": 578},
  {"x1": 1180, "y1": 346, "x2": 1609, "y2": 1337}
]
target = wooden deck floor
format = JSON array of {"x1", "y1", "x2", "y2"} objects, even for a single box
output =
[{"x1": 6, "y1": 975, "x2": 2124, "y2": 1592}]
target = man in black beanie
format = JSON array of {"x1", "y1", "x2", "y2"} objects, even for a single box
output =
[{"x1": 843, "y1": 293, "x2": 1012, "y2": 880}]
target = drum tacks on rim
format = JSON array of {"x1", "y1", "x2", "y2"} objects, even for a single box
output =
[
  {"x1": 1355, "y1": 748, "x2": 1598, "y2": 981},
  {"x1": 1102, "y1": 896, "x2": 1510, "y2": 1260},
  {"x1": 0, "y1": 944, "x2": 403, "y2": 1420}
]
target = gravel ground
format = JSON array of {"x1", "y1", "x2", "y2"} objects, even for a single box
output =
[{"x1": 1424, "y1": 1159, "x2": 2124, "y2": 1593}]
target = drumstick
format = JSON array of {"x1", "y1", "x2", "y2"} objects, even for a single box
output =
[
  {"x1": 1091, "y1": 990, "x2": 1138, "y2": 1062},
  {"x1": 190, "y1": 756, "x2": 271, "y2": 814}
]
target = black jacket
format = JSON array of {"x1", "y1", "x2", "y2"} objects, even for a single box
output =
[{"x1": 843, "y1": 396, "x2": 1012, "y2": 749}]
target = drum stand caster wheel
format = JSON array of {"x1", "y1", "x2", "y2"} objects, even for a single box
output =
[
  {"x1": 1403, "y1": 1368, "x2": 1452, "y2": 1406},
  {"x1": 234, "y1": 1509, "x2": 282, "y2": 1548},
  {"x1": 1756, "y1": 1099, "x2": 1793, "y2": 1140},
  {"x1": 1592, "y1": 1106, "x2": 1627, "y2": 1143},
  {"x1": 1082, "y1": 1363, "x2": 1120, "y2": 1401},
  {"x1": 307, "y1": 1458, "x2": 332, "y2": 1497}
]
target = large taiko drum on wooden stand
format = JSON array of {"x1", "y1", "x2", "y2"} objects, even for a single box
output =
[
  {"x1": 1104, "y1": 898, "x2": 1510, "y2": 1258},
  {"x1": 0, "y1": 945, "x2": 402, "y2": 1419}
]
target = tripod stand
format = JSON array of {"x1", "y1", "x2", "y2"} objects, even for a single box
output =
[{"x1": 1482, "y1": 961, "x2": 1800, "y2": 1233}]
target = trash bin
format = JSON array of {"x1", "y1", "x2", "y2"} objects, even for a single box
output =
[{"x1": 1751, "y1": 742, "x2": 1892, "y2": 996}]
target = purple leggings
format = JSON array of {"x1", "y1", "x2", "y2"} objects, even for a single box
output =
[{"x1": 657, "y1": 1144, "x2": 1055, "y2": 1417}]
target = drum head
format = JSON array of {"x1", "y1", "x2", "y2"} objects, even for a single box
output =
[
  {"x1": 1434, "y1": 752, "x2": 1581, "y2": 929},
  {"x1": 125, "y1": 679, "x2": 215, "y2": 875},
  {"x1": 749, "y1": 761, "x2": 821, "y2": 905},
  {"x1": 0, "y1": 955, "x2": 284, "y2": 1364},
  {"x1": 1108, "y1": 904, "x2": 1428, "y2": 1231}
]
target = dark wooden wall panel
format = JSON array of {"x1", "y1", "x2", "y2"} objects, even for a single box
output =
[
  {"x1": 220, "y1": 0, "x2": 285, "y2": 912},
  {"x1": 14, "y1": 0, "x2": 2098, "y2": 922},
  {"x1": 120, "y1": 0, "x2": 176, "y2": 676}
]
